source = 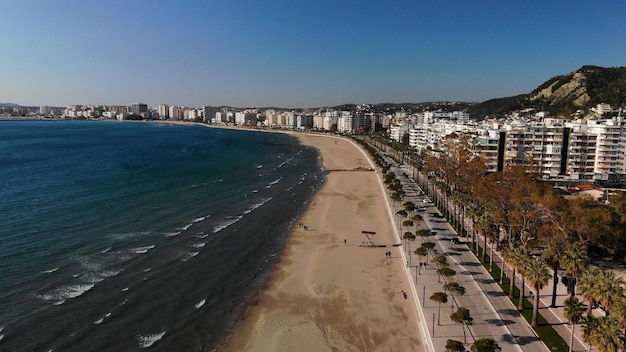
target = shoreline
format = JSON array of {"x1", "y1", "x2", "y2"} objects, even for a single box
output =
[{"x1": 216, "y1": 133, "x2": 425, "y2": 351}]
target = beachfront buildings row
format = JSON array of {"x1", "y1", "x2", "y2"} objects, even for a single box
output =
[
  {"x1": 391, "y1": 117, "x2": 626, "y2": 183},
  {"x1": 58, "y1": 103, "x2": 625, "y2": 183}
]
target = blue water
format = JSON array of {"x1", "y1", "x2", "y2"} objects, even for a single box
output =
[{"x1": 0, "y1": 120, "x2": 323, "y2": 351}]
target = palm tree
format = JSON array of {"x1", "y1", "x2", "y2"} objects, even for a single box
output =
[
  {"x1": 560, "y1": 242, "x2": 589, "y2": 297},
  {"x1": 432, "y1": 254, "x2": 449, "y2": 269},
  {"x1": 541, "y1": 238, "x2": 563, "y2": 308},
  {"x1": 430, "y1": 292, "x2": 448, "y2": 325},
  {"x1": 578, "y1": 266, "x2": 602, "y2": 315},
  {"x1": 595, "y1": 269, "x2": 625, "y2": 316},
  {"x1": 446, "y1": 339, "x2": 466, "y2": 352},
  {"x1": 422, "y1": 241, "x2": 436, "y2": 260},
  {"x1": 414, "y1": 246, "x2": 428, "y2": 275},
  {"x1": 524, "y1": 257, "x2": 550, "y2": 327},
  {"x1": 582, "y1": 315, "x2": 625, "y2": 352},
  {"x1": 437, "y1": 267, "x2": 456, "y2": 284},
  {"x1": 564, "y1": 296, "x2": 586, "y2": 352},
  {"x1": 396, "y1": 209, "x2": 407, "y2": 227},
  {"x1": 403, "y1": 230, "x2": 416, "y2": 263},
  {"x1": 512, "y1": 245, "x2": 531, "y2": 311},
  {"x1": 444, "y1": 282, "x2": 466, "y2": 311},
  {"x1": 450, "y1": 307, "x2": 473, "y2": 345},
  {"x1": 471, "y1": 338, "x2": 500, "y2": 352}
]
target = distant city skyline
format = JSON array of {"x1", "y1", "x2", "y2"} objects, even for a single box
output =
[{"x1": 1, "y1": 0, "x2": 625, "y2": 108}]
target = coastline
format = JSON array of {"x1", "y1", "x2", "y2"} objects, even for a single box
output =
[{"x1": 217, "y1": 133, "x2": 424, "y2": 351}]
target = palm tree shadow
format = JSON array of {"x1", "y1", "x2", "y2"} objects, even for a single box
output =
[
  {"x1": 501, "y1": 333, "x2": 541, "y2": 345},
  {"x1": 486, "y1": 318, "x2": 515, "y2": 326}
]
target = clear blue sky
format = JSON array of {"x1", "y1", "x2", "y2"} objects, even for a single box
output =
[{"x1": 1, "y1": 0, "x2": 624, "y2": 108}]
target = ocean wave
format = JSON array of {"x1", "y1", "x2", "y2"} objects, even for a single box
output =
[
  {"x1": 122, "y1": 287, "x2": 129, "y2": 291},
  {"x1": 194, "y1": 233, "x2": 208, "y2": 239},
  {"x1": 137, "y1": 331, "x2": 166, "y2": 348},
  {"x1": 164, "y1": 231, "x2": 181, "y2": 237},
  {"x1": 194, "y1": 299, "x2": 206, "y2": 309},
  {"x1": 108, "y1": 231, "x2": 151, "y2": 241},
  {"x1": 179, "y1": 223, "x2": 193, "y2": 231},
  {"x1": 192, "y1": 242, "x2": 205, "y2": 248},
  {"x1": 212, "y1": 216, "x2": 243, "y2": 233},
  {"x1": 38, "y1": 283, "x2": 95, "y2": 304},
  {"x1": 243, "y1": 197, "x2": 272, "y2": 214},
  {"x1": 192, "y1": 216, "x2": 208, "y2": 223},
  {"x1": 265, "y1": 177, "x2": 282, "y2": 188},
  {"x1": 101, "y1": 247, "x2": 112, "y2": 253},
  {"x1": 94, "y1": 312, "x2": 112, "y2": 325},
  {"x1": 41, "y1": 267, "x2": 59, "y2": 274},
  {"x1": 180, "y1": 251, "x2": 199, "y2": 262},
  {"x1": 131, "y1": 245, "x2": 155, "y2": 254}
]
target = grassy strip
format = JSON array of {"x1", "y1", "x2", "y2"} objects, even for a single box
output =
[{"x1": 471, "y1": 247, "x2": 569, "y2": 352}]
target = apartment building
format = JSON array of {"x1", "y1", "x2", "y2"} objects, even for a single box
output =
[{"x1": 406, "y1": 117, "x2": 626, "y2": 182}]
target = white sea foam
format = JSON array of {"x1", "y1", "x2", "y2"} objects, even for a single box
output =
[
  {"x1": 164, "y1": 231, "x2": 181, "y2": 237},
  {"x1": 194, "y1": 233, "x2": 209, "y2": 239},
  {"x1": 252, "y1": 189, "x2": 258, "y2": 193},
  {"x1": 192, "y1": 242, "x2": 206, "y2": 248},
  {"x1": 212, "y1": 216, "x2": 243, "y2": 233},
  {"x1": 101, "y1": 247, "x2": 112, "y2": 253},
  {"x1": 41, "y1": 267, "x2": 59, "y2": 274},
  {"x1": 192, "y1": 216, "x2": 206, "y2": 223},
  {"x1": 243, "y1": 197, "x2": 272, "y2": 214},
  {"x1": 108, "y1": 231, "x2": 150, "y2": 241},
  {"x1": 39, "y1": 283, "x2": 95, "y2": 304},
  {"x1": 137, "y1": 331, "x2": 166, "y2": 348},
  {"x1": 122, "y1": 287, "x2": 129, "y2": 291},
  {"x1": 0, "y1": 334, "x2": 3, "y2": 341},
  {"x1": 256, "y1": 164, "x2": 263, "y2": 169},
  {"x1": 194, "y1": 299, "x2": 206, "y2": 309},
  {"x1": 144, "y1": 268, "x2": 152, "y2": 272},
  {"x1": 81, "y1": 272, "x2": 105, "y2": 283},
  {"x1": 180, "y1": 251, "x2": 199, "y2": 262},
  {"x1": 131, "y1": 245, "x2": 155, "y2": 254},
  {"x1": 179, "y1": 223, "x2": 193, "y2": 231},
  {"x1": 94, "y1": 311, "x2": 112, "y2": 324},
  {"x1": 265, "y1": 177, "x2": 282, "y2": 188}
]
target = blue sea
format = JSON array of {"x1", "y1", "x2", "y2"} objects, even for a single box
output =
[{"x1": 0, "y1": 120, "x2": 323, "y2": 351}]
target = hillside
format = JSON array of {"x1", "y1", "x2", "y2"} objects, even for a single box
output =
[{"x1": 468, "y1": 65, "x2": 626, "y2": 119}]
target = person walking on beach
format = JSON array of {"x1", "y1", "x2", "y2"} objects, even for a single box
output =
[{"x1": 344, "y1": 239, "x2": 347, "y2": 245}]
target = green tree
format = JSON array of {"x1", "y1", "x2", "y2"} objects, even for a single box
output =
[
  {"x1": 560, "y1": 242, "x2": 589, "y2": 297},
  {"x1": 403, "y1": 231, "x2": 416, "y2": 262},
  {"x1": 471, "y1": 338, "x2": 500, "y2": 352},
  {"x1": 437, "y1": 266, "x2": 456, "y2": 284},
  {"x1": 563, "y1": 296, "x2": 586, "y2": 352},
  {"x1": 444, "y1": 282, "x2": 466, "y2": 311},
  {"x1": 422, "y1": 241, "x2": 436, "y2": 260},
  {"x1": 524, "y1": 257, "x2": 550, "y2": 327},
  {"x1": 450, "y1": 307, "x2": 473, "y2": 344},
  {"x1": 430, "y1": 292, "x2": 448, "y2": 325},
  {"x1": 432, "y1": 254, "x2": 449, "y2": 269},
  {"x1": 582, "y1": 315, "x2": 625, "y2": 352},
  {"x1": 414, "y1": 246, "x2": 428, "y2": 275},
  {"x1": 446, "y1": 339, "x2": 466, "y2": 352},
  {"x1": 595, "y1": 269, "x2": 625, "y2": 316},
  {"x1": 577, "y1": 266, "x2": 602, "y2": 315},
  {"x1": 541, "y1": 237, "x2": 564, "y2": 308}
]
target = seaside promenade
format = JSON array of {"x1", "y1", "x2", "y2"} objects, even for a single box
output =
[{"x1": 376, "y1": 146, "x2": 599, "y2": 351}]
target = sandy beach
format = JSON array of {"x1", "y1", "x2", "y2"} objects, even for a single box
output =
[{"x1": 218, "y1": 133, "x2": 424, "y2": 352}]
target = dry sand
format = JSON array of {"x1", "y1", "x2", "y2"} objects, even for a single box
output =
[{"x1": 218, "y1": 133, "x2": 424, "y2": 352}]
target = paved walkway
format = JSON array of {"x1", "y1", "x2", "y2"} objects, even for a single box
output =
[{"x1": 369, "y1": 139, "x2": 601, "y2": 352}]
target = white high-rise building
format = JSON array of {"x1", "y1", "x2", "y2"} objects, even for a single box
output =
[{"x1": 158, "y1": 104, "x2": 169, "y2": 119}]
